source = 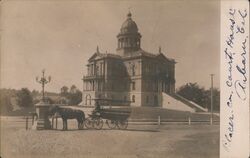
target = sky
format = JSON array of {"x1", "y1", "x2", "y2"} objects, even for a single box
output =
[{"x1": 0, "y1": 0, "x2": 220, "y2": 93}]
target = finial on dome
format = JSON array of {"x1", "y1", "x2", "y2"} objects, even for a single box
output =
[{"x1": 127, "y1": 11, "x2": 132, "y2": 18}]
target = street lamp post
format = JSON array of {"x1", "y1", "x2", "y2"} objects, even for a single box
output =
[
  {"x1": 36, "y1": 69, "x2": 51, "y2": 102},
  {"x1": 33, "y1": 69, "x2": 52, "y2": 130},
  {"x1": 210, "y1": 74, "x2": 214, "y2": 125}
]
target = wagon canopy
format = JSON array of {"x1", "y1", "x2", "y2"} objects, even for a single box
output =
[{"x1": 92, "y1": 98, "x2": 132, "y2": 106}]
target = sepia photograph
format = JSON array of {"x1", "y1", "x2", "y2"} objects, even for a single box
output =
[{"x1": 0, "y1": 0, "x2": 225, "y2": 158}]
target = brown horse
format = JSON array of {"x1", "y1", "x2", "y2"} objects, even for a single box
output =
[{"x1": 49, "y1": 105, "x2": 85, "y2": 130}]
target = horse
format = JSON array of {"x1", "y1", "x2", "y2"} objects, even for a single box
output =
[{"x1": 49, "y1": 105, "x2": 85, "y2": 130}]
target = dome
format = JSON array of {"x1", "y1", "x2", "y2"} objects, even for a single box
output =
[{"x1": 120, "y1": 12, "x2": 138, "y2": 34}]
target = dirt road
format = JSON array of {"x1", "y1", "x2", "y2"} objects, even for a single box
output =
[{"x1": 1, "y1": 117, "x2": 219, "y2": 158}]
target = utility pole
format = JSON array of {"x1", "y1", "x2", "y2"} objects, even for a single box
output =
[
  {"x1": 210, "y1": 74, "x2": 214, "y2": 125},
  {"x1": 36, "y1": 69, "x2": 51, "y2": 101}
]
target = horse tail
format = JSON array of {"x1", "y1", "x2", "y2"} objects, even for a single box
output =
[{"x1": 82, "y1": 111, "x2": 85, "y2": 121}]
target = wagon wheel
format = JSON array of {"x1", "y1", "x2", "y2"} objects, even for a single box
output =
[
  {"x1": 106, "y1": 119, "x2": 116, "y2": 129},
  {"x1": 93, "y1": 118, "x2": 103, "y2": 130},
  {"x1": 117, "y1": 120, "x2": 128, "y2": 130},
  {"x1": 84, "y1": 117, "x2": 93, "y2": 129}
]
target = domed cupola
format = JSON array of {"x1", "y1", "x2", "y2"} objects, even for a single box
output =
[
  {"x1": 117, "y1": 12, "x2": 142, "y2": 56},
  {"x1": 120, "y1": 12, "x2": 138, "y2": 34}
]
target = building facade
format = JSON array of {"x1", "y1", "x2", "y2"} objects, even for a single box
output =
[{"x1": 82, "y1": 12, "x2": 176, "y2": 107}]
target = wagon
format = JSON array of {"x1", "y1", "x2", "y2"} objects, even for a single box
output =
[{"x1": 84, "y1": 98, "x2": 131, "y2": 130}]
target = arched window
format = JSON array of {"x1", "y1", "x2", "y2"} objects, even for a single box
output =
[
  {"x1": 124, "y1": 38, "x2": 127, "y2": 47},
  {"x1": 133, "y1": 82, "x2": 136, "y2": 90},
  {"x1": 85, "y1": 94, "x2": 91, "y2": 105},
  {"x1": 146, "y1": 96, "x2": 149, "y2": 103},
  {"x1": 118, "y1": 39, "x2": 121, "y2": 48},
  {"x1": 96, "y1": 65, "x2": 99, "y2": 75},
  {"x1": 121, "y1": 39, "x2": 124, "y2": 47},
  {"x1": 132, "y1": 95, "x2": 135, "y2": 103},
  {"x1": 154, "y1": 95, "x2": 158, "y2": 106},
  {"x1": 130, "y1": 63, "x2": 136, "y2": 76},
  {"x1": 92, "y1": 81, "x2": 95, "y2": 90},
  {"x1": 133, "y1": 38, "x2": 136, "y2": 47}
]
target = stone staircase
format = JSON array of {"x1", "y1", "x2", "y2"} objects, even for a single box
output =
[{"x1": 161, "y1": 92, "x2": 208, "y2": 112}]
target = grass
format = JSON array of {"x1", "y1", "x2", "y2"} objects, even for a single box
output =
[{"x1": 130, "y1": 107, "x2": 219, "y2": 121}]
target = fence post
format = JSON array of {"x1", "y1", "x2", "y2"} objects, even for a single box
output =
[
  {"x1": 51, "y1": 117, "x2": 54, "y2": 129},
  {"x1": 210, "y1": 116, "x2": 213, "y2": 125},
  {"x1": 31, "y1": 115, "x2": 34, "y2": 125},
  {"x1": 55, "y1": 117, "x2": 58, "y2": 129},
  {"x1": 188, "y1": 116, "x2": 191, "y2": 125},
  {"x1": 26, "y1": 116, "x2": 29, "y2": 130},
  {"x1": 158, "y1": 116, "x2": 161, "y2": 126}
]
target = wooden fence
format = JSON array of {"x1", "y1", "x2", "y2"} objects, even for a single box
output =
[{"x1": 24, "y1": 115, "x2": 219, "y2": 130}]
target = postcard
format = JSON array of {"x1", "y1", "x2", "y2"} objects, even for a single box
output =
[{"x1": 0, "y1": 0, "x2": 249, "y2": 158}]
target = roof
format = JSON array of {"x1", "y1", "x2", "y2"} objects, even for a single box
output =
[
  {"x1": 88, "y1": 52, "x2": 122, "y2": 62},
  {"x1": 122, "y1": 49, "x2": 176, "y2": 63},
  {"x1": 87, "y1": 49, "x2": 175, "y2": 63},
  {"x1": 87, "y1": 46, "x2": 175, "y2": 63}
]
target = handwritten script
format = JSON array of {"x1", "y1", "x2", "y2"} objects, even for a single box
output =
[{"x1": 222, "y1": 7, "x2": 248, "y2": 152}]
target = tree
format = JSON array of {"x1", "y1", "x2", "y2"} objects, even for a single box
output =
[
  {"x1": 68, "y1": 85, "x2": 82, "y2": 105},
  {"x1": 205, "y1": 88, "x2": 220, "y2": 112},
  {"x1": 60, "y1": 86, "x2": 69, "y2": 96},
  {"x1": 70, "y1": 85, "x2": 77, "y2": 94},
  {"x1": 16, "y1": 88, "x2": 33, "y2": 108},
  {"x1": 177, "y1": 83, "x2": 207, "y2": 107},
  {"x1": 176, "y1": 82, "x2": 220, "y2": 111},
  {"x1": 0, "y1": 90, "x2": 13, "y2": 114},
  {"x1": 31, "y1": 89, "x2": 39, "y2": 97},
  {"x1": 44, "y1": 97, "x2": 55, "y2": 104},
  {"x1": 60, "y1": 85, "x2": 82, "y2": 105},
  {"x1": 68, "y1": 89, "x2": 82, "y2": 105}
]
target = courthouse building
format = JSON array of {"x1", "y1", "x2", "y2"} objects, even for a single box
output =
[{"x1": 82, "y1": 12, "x2": 206, "y2": 111}]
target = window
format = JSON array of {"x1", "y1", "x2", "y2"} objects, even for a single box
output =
[
  {"x1": 132, "y1": 95, "x2": 135, "y2": 103},
  {"x1": 85, "y1": 94, "x2": 91, "y2": 105},
  {"x1": 100, "y1": 63, "x2": 103, "y2": 75},
  {"x1": 124, "y1": 96, "x2": 127, "y2": 101},
  {"x1": 124, "y1": 83, "x2": 127, "y2": 90},
  {"x1": 111, "y1": 83, "x2": 114, "y2": 90},
  {"x1": 154, "y1": 95, "x2": 158, "y2": 106},
  {"x1": 145, "y1": 65, "x2": 149, "y2": 73},
  {"x1": 91, "y1": 64, "x2": 94, "y2": 75},
  {"x1": 155, "y1": 81, "x2": 158, "y2": 91},
  {"x1": 129, "y1": 63, "x2": 136, "y2": 76},
  {"x1": 92, "y1": 81, "x2": 95, "y2": 91},
  {"x1": 131, "y1": 82, "x2": 135, "y2": 90},
  {"x1": 96, "y1": 65, "x2": 99, "y2": 75},
  {"x1": 85, "y1": 82, "x2": 88, "y2": 91},
  {"x1": 132, "y1": 64, "x2": 136, "y2": 76},
  {"x1": 146, "y1": 81, "x2": 151, "y2": 91},
  {"x1": 87, "y1": 66, "x2": 90, "y2": 76}
]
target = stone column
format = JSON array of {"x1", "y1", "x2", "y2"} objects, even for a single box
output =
[{"x1": 33, "y1": 101, "x2": 51, "y2": 130}]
